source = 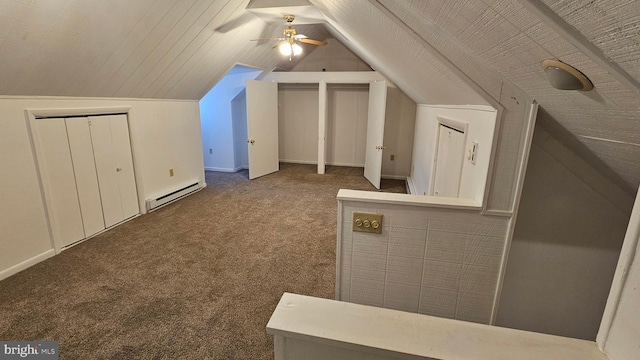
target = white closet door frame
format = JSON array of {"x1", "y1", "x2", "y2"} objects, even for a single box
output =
[{"x1": 26, "y1": 107, "x2": 138, "y2": 253}]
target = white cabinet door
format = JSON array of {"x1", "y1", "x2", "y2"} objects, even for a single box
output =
[
  {"x1": 89, "y1": 115, "x2": 139, "y2": 227},
  {"x1": 364, "y1": 81, "x2": 387, "y2": 189},
  {"x1": 109, "y1": 115, "x2": 139, "y2": 219},
  {"x1": 246, "y1": 80, "x2": 279, "y2": 179},
  {"x1": 432, "y1": 124, "x2": 466, "y2": 197},
  {"x1": 36, "y1": 119, "x2": 85, "y2": 247},
  {"x1": 66, "y1": 117, "x2": 105, "y2": 238}
]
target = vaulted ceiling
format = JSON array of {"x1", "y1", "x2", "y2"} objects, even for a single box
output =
[{"x1": 1, "y1": 0, "x2": 638, "y2": 192}]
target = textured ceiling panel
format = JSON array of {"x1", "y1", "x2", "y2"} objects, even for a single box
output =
[
  {"x1": 579, "y1": 137, "x2": 640, "y2": 187},
  {"x1": 541, "y1": 0, "x2": 640, "y2": 80},
  {"x1": 380, "y1": 0, "x2": 640, "y2": 190}
]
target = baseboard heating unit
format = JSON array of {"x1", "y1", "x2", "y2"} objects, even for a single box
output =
[{"x1": 145, "y1": 181, "x2": 205, "y2": 212}]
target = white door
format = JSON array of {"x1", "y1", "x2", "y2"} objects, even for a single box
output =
[
  {"x1": 89, "y1": 115, "x2": 139, "y2": 227},
  {"x1": 66, "y1": 117, "x2": 105, "y2": 238},
  {"x1": 246, "y1": 80, "x2": 279, "y2": 179},
  {"x1": 364, "y1": 81, "x2": 387, "y2": 189},
  {"x1": 432, "y1": 124, "x2": 466, "y2": 197},
  {"x1": 36, "y1": 119, "x2": 85, "y2": 247}
]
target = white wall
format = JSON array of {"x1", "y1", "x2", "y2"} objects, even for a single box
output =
[
  {"x1": 200, "y1": 65, "x2": 262, "y2": 172},
  {"x1": 326, "y1": 85, "x2": 369, "y2": 167},
  {"x1": 277, "y1": 81, "x2": 415, "y2": 176},
  {"x1": 231, "y1": 90, "x2": 249, "y2": 170},
  {"x1": 278, "y1": 84, "x2": 369, "y2": 167},
  {"x1": 0, "y1": 96, "x2": 204, "y2": 280},
  {"x1": 278, "y1": 83, "x2": 368, "y2": 167},
  {"x1": 337, "y1": 190, "x2": 508, "y2": 324},
  {"x1": 496, "y1": 125, "x2": 632, "y2": 340},
  {"x1": 496, "y1": 126, "x2": 633, "y2": 340},
  {"x1": 410, "y1": 105, "x2": 496, "y2": 203},
  {"x1": 601, "y1": 189, "x2": 640, "y2": 360},
  {"x1": 278, "y1": 84, "x2": 319, "y2": 164}
]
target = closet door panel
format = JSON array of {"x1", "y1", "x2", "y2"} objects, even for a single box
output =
[
  {"x1": 66, "y1": 117, "x2": 105, "y2": 237},
  {"x1": 89, "y1": 116, "x2": 123, "y2": 228},
  {"x1": 36, "y1": 119, "x2": 85, "y2": 247},
  {"x1": 109, "y1": 115, "x2": 139, "y2": 219}
]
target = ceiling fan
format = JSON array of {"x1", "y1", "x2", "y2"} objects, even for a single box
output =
[{"x1": 252, "y1": 15, "x2": 327, "y2": 61}]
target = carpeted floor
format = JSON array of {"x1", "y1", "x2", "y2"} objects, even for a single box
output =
[{"x1": 0, "y1": 163, "x2": 405, "y2": 359}]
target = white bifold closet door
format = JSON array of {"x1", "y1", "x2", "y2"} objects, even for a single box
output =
[
  {"x1": 36, "y1": 114, "x2": 138, "y2": 249},
  {"x1": 89, "y1": 115, "x2": 138, "y2": 227},
  {"x1": 37, "y1": 119, "x2": 87, "y2": 247},
  {"x1": 66, "y1": 117, "x2": 105, "y2": 238}
]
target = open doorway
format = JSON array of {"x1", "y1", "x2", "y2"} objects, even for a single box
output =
[{"x1": 200, "y1": 65, "x2": 263, "y2": 173}]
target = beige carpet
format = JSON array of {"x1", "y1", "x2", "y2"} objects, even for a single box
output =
[{"x1": 0, "y1": 163, "x2": 405, "y2": 359}]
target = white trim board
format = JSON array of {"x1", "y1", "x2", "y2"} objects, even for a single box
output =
[
  {"x1": 337, "y1": 189, "x2": 481, "y2": 210},
  {"x1": 262, "y1": 71, "x2": 386, "y2": 84},
  {"x1": 267, "y1": 292, "x2": 607, "y2": 360},
  {"x1": 0, "y1": 250, "x2": 55, "y2": 281}
]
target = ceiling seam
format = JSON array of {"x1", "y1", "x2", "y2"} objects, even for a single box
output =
[{"x1": 579, "y1": 135, "x2": 640, "y2": 148}]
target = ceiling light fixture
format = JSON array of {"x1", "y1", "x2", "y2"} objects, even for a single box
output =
[
  {"x1": 278, "y1": 41, "x2": 302, "y2": 60},
  {"x1": 542, "y1": 59, "x2": 593, "y2": 91}
]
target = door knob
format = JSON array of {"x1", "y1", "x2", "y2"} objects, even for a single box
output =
[
  {"x1": 116, "y1": 168, "x2": 122, "y2": 172},
  {"x1": 247, "y1": 139, "x2": 255, "y2": 144}
]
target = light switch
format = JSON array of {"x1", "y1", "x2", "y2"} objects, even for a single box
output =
[
  {"x1": 353, "y1": 212, "x2": 383, "y2": 234},
  {"x1": 169, "y1": 168, "x2": 174, "y2": 177}
]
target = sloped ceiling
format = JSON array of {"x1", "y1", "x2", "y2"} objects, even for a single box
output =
[
  {"x1": 0, "y1": 0, "x2": 329, "y2": 99},
  {"x1": 0, "y1": 0, "x2": 638, "y2": 191}
]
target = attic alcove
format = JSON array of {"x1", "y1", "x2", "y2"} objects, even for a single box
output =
[{"x1": 202, "y1": 67, "x2": 498, "y2": 204}]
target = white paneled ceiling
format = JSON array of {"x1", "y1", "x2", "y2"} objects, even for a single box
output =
[
  {"x1": 0, "y1": 0, "x2": 329, "y2": 99},
  {"x1": 0, "y1": 0, "x2": 638, "y2": 191}
]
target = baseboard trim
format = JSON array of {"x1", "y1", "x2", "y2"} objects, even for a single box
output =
[
  {"x1": 204, "y1": 166, "x2": 243, "y2": 173},
  {"x1": 381, "y1": 174, "x2": 407, "y2": 180},
  {"x1": 280, "y1": 160, "x2": 317, "y2": 165},
  {"x1": 0, "y1": 249, "x2": 56, "y2": 281},
  {"x1": 406, "y1": 176, "x2": 417, "y2": 195}
]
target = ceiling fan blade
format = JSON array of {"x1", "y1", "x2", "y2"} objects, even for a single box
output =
[
  {"x1": 250, "y1": 38, "x2": 285, "y2": 41},
  {"x1": 298, "y1": 38, "x2": 328, "y2": 46}
]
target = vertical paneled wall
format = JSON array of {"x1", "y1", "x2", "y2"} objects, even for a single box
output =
[
  {"x1": 338, "y1": 199, "x2": 508, "y2": 324},
  {"x1": 278, "y1": 84, "x2": 320, "y2": 164},
  {"x1": 277, "y1": 83, "x2": 370, "y2": 167},
  {"x1": 326, "y1": 85, "x2": 369, "y2": 166}
]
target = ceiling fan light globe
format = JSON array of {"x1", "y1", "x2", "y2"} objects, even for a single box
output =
[
  {"x1": 279, "y1": 42, "x2": 292, "y2": 56},
  {"x1": 292, "y1": 43, "x2": 303, "y2": 56}
]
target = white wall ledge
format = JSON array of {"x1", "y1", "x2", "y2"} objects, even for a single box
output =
[
  {"x1": 267, "y1": 293, "x2": 608, "y2": 360},
  {"x1": 261, "y1": 71, "x2": 386, "y2": 84},
  {"x1": 337, "y1": 189, "x2": 481, "y2": 210}
]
